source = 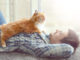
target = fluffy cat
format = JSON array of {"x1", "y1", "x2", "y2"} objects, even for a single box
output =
[{"x1": 0, "y1": 11, "x2": 45, "y2": 47}]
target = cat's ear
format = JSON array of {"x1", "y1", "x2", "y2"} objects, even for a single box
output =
[
  {"x1": 34, "y1": 10, "x2": 38, "y2": 15},
  {"x1": 35, "y1": 10, "x2": 38, "y2": 13}
]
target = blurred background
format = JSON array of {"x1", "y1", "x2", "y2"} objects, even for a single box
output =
[{"x1": 0, "y1": 0, "x2": 80, "y2": 33}]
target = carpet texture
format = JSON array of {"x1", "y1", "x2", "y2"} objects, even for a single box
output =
[
  {"x1": 0, "y1": 46, "x2": 80, "y2": 60},
  {"x1": 0, "y1": 53, "x2": 65, "y2": 60},
  {"x1": 67, "y1": 46, "x2": 80, "y2": 60}
]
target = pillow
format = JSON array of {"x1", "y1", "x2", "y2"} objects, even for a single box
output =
[{"x1": 0, "y1": 11, "x2": 7, "y2": 25}]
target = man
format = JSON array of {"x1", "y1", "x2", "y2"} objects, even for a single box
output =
[{"x1": 0, "y1": 29, "x2": 77, "y2": 58}]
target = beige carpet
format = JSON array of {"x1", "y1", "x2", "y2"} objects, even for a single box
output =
[
  {"x1": 0, "y1": 43, "x2": 79, "y2": 60},
  {"x1": 0, "y1": 47, "x2": 79, "y2": 60},
  {"x1": 67, "y1": 46, "x2": 80, "y2": 60}
]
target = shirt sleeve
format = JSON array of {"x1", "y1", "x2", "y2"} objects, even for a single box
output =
[
  {"x1": 34, "y1": 43, "x2": 74, "y2": 58},
  {"x1": 0, "y1": 11, "x2": 7, "y2": 25}
]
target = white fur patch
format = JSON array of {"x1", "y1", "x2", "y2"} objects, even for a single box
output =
[{"x1": 36, "y1": 24, "x2": 44, "y2": 31}]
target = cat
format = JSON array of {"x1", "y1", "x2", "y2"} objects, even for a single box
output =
[{"x1": 0, "y1": 10, "x2": 45, "y2": 47}]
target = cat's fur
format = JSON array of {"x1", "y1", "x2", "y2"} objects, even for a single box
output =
[{"x1": 0, "y1": 11, "x2": 45, "y2": 47}]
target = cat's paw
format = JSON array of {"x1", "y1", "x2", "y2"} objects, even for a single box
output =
[{"x1": 2, "y1": 44, "x2": 6, "y2": 47}]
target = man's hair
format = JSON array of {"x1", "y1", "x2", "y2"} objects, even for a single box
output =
[{"x1": 61, "y1": 29, "x2": 79, "y2": 53}]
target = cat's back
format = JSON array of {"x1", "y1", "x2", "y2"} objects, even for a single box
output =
[{"x1": 0, "y1": 18, "x2": 29, "y2": 31}]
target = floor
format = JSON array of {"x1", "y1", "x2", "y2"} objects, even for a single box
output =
[
  {"x1": 67, "y1": 46, "x2": 80, "y2": 60},
  {"x1": 0, "y1": 46, "x2": 79, "y2": 60}
]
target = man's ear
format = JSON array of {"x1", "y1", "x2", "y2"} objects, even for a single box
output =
[{"x1": 56, "y1": 29, "x2": 59, "y2": 33}]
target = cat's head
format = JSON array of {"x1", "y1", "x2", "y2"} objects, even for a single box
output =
[{"x1": 31, "y1": 10, "x2": 45, "y2": 24}]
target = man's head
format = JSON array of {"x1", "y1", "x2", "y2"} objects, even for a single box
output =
[
  {"x1": 50, "y1": 29, "x2": 79, "y2": 53},
  {"x1": 61, "y1": 29, "x2": 79, "y2": 52}
]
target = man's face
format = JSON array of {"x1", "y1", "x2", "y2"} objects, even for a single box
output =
[{"x1": 50, "y1": 30, "x2": 68, "y2": 44}]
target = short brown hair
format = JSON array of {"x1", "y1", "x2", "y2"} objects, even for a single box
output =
[{"x1": 61, "y1": 29, "x2": 79, "y2": 53}]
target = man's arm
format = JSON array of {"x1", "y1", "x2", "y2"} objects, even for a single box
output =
[{"x1": 0, "y1": 11, "x2": 7, "y2": 25}]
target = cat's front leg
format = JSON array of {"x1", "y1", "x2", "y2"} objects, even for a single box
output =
[
  {"x1": 1, "y1": 34, "x2": 6, "y2": 47},
  {"x1": 1, "y1": 40, "x2": 6, "y2": 47}
]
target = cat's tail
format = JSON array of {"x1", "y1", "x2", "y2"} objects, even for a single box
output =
[
  {"x1": 0, "y1": 25, "x2": 2, "y2": 30},
  {"x1": 0, "y1": 24, "x2": 6, "y2": 29},
  {"x1": 0, "y1": 29, "x2": 1, "y2": 41},
  {"x1": 0, "y1": 25, "x2": 1, "y2": 29}
]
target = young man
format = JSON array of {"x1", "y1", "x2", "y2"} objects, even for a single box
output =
[{"x1": 0, "y1": 29, "x2": 78, "y2": 58}]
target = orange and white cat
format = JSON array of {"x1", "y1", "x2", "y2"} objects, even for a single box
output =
[{"x1": 0, "y1": 11, "x2": 45, "y2": 47}]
